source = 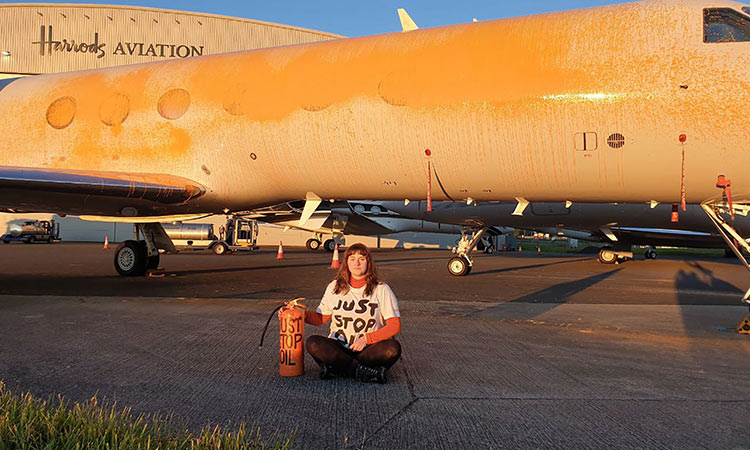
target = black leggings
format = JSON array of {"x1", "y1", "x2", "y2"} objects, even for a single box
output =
[{"x1": 306, "y1": 335, "x2": 401, "y2": 377}]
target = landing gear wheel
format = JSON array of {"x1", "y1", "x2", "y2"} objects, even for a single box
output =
[
  {"x1": 212, "y1": 242, "x2": 229, "y2": 255},
  {"x1": 597, "y1": 248, "x2": 618, "y2": 264},
  {"x1": 146, "y1": 254, "x2": 160, "y2": 270},
  {"x1": 306, "y1": 238, "x2": 321, "y2": 251},
  {"x1": 644, "y1": 248, "x2": 657, "y2": 260},
  {"x1": 114, "y1": 240, "x2": 147, "y2": 276},
  {"x1": 323, "y1": 239, "x2": 336, "y2": 252},
  {"x1": 447, "y1": 256, "x2": 471, "y2": 276},
  {"x1": 484, "y1": 245, "x2": 495, "y2": 254}
]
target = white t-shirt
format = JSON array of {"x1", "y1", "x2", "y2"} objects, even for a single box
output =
[{"x1": 317, "y1": 280, "x2": 400, "y2": 348}]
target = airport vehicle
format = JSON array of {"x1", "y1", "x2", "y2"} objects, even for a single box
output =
[
  {"x1": 1, "y1": 219, "x2": 60, "y2": 244},
  {"x1": 385, "y1": 201, "x2": 750, "y2": 275},
  {"x1": 163, "y1": 217, "x2": 258, "y2": 255},
  {"x1": 1, "y1": 0, "x2": 750, "y2": 308}
]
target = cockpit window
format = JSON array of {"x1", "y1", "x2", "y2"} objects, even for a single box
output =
[
  {"x1": 704, "y1": 8, "x2": 750, "y2": 42},
  {"x1": 743, "y1": 6, "x2": 750, "y2": 15}
]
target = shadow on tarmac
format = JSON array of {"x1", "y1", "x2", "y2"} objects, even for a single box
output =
[
  {"x1": 469, "y1": 257, "x2": 590, "y2": 276},
  {"x1": 476, "y1": 269, "x2": 621, "y2": 320},
  {"x1": 168, "y1": 261, "x2": 331, "y2": 277},
  {"x1": 673, "y1": 262, "x2": 750, "y2": 367}
]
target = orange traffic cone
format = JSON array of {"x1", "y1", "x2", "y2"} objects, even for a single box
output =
[
  {"x1": 537, "y1": 246, "x2": 541, "y2": 255},
  {"x1": 277, "y1": 241, "x2": 284, "y2": 259},
  {"x1": 518, "y1": 244, "x2": 522, "y2": 253},
  {"x1": 103, "y1": 236, "x2": 109, "y2": 249},
  {"x1": 330, "y1": 243, "x2": 340, "y2": 269}
]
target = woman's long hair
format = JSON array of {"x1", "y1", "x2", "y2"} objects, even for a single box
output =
[{"x1": 333, "y1": 243, "x2": 379, "y2": 297}]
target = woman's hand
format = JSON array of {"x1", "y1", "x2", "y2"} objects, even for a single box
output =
[{"x1": 351, "y1": 335, "x2": 367, "y2": 352}]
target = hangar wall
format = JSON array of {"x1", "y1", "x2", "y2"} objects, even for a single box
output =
[{"x1": 0, "y1": 3, "x2": 341, "y2": 75}]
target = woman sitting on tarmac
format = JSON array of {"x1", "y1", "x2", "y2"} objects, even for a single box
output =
[{"x1": 304, "y1": 243, "x2": 401, "y2": 384}]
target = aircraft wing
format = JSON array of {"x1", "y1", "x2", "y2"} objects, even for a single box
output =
[
  {"x1": 250, "y1": 201, "x2": 397, "y2": 236},
  {"x1": 541, "y1": 225, "x2": 729, "y2": 249},
  {"x1": 0, "y1": 165, "x2": 206, "y2": 217},
  {"x1": 332, "y1": 206, "x2": 394, "y2": 236}
]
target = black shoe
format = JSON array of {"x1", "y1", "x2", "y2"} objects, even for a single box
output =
[
  {"x1": 355, "y1": 364, "x2": 386, "y2": 384},
  {"x1": 319, "y1": 363, "x2": 335, "y2": 380}
]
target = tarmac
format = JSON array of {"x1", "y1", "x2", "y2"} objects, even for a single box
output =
[{"x1": 1, "y1": 243, "x2": 749, "y2": 449}]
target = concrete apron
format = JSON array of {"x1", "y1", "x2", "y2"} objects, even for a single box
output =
[{"x1": 0, "y1": 295, "x2": 748, "y2": 449}]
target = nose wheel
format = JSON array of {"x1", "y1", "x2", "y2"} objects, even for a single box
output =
[
  {"x1": 448, "y1": 256, "x2": 471, "y2": 276},
  {"x1": 597, "y1": 247, "x2": 618, "y2": 264}
]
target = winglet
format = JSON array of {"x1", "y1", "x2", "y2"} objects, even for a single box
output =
[{"x1": 397, "y1": 8, "x2": 419, "y2": 32}]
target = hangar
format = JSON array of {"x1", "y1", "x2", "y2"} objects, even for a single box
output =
[{"x1": 0, "y1": 3, "x2": 340, "y2": 77}]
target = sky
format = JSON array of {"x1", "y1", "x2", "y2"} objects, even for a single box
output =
[{"x1": 5, "y1": 0, "x2": 628, "y2": 36}]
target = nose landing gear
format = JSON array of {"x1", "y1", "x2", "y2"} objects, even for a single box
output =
[{"x1": 446, "y1": 226, "x2": 487, "y2": 276}]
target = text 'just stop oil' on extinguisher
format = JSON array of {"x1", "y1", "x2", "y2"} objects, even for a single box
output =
[{"x1": 258, "y1": 297, "x2": 306, "y2": 376}]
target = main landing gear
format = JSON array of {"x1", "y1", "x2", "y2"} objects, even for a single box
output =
[
  {"x1": 114, "y1": 223, "x2": 175, "y2": 276},
  {"x1": 323, "y1": 239, "x2": 337, "y2": 252},
  {"x1": 447, "y1": 227, "x2": 487, "y2": 276},
  {"x1": 305, "y1": 233, "x2": 341, "y2": 252},
  {"x1": 305, "y1": 232, "x2": 324, "y2": 251}
]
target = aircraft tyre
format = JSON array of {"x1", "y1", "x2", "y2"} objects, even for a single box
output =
[
  {"x1": 448, "y1": 256, "x2": 471, "y2": 276},
  {"x1": 114, "y1": 240, "x2": 148, "y2": 276},
  {"x1": 324, "y1": 239, "x2": 336, "y2": 252},
  {"x1": 484, "y1": 245, "x2": 495, "y2": 254},
  {"x1": 146, "y1": 253, "x2": 160, "y2": 270},
  {"x1": 597, "y1": 248, "x2": 617, "y2": 264},
  {"x1": 212, "y1": 242, "x2": 229, "y2": 255},
  {"x1": 306, "y1": 238, "x2": 321, "y2": 251},
  {"x1": 644, "y1": 248, "x2": 657, "y2": 260}
]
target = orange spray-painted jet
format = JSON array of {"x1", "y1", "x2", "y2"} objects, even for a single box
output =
[{"x1": 1, "y1": 0, "x2": 749, "y2": 276}]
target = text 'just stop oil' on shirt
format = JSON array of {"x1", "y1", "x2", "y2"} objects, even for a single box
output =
[{"x1": 317, "y1": 280, "x2": 400, "y2": 348}]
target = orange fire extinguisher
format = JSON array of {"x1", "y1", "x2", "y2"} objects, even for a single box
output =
[{"x1": 259, "y1": 297, "x2": 306, "y2": 377}]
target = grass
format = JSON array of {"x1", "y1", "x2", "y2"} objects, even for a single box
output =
[{"x1": 0, "y1": 381, "x2": 295, "y2": 450}]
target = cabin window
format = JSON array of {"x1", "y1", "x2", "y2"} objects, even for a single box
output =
[{"x1": 704, "y1": 8, "x2": 750, "y2": 43}]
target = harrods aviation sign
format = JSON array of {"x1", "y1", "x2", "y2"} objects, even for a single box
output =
[{"x1": 32, "y1": 25, "x2": 205, "y2": 59}]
